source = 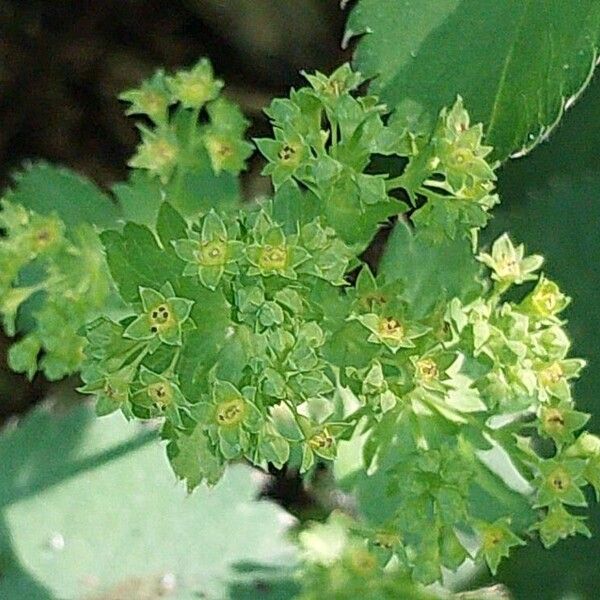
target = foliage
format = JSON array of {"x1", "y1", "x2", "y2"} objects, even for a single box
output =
[
  {"x1": 0, "y1": 404, "x2": 296, "y2": 599},
  {"x1": 1, "y1": 6, "x2": 599, "y2": 597},
  {"x1": 0, "y1": 59, "x2": 252, "y2": 380},
  {"x1": 347, "y1": 0, "x2": 600, "y2": 161}
]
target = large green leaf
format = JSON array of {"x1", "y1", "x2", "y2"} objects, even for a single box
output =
[
  {"x1": 0, "y1": 405, "x2": 297, "y2": 599},
  {"x1": 100, "y1": 222, "x2": 184, "y2": 304},
  {"x1": 347, "y1": 0, "x2": 600, "y2": 160},
  {"x1": 378, "y1": 220, "x2": 484, "y2": 319},
  {"x1": 4, "y1": 161, "x2": 119, "y2": 229}
]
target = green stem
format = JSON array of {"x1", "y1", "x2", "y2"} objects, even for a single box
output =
[{"x1": 385, "y1": 175, "x2": 406, "y2": 191}]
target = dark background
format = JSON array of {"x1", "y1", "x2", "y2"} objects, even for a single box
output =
[{"x1": 1, "y1": 2, "x2": 599, "y2": 598}]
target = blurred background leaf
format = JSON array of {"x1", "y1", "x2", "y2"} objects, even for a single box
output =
[
  {"x1": 0, "y1": 404, "x2": 297, "y2": 599},
  {"x1": 348, "y1": 0, "x2": 600, "y2": 161}
]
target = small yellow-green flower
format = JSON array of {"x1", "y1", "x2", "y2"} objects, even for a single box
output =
[
  {"x1": 478, "y1": 233, "x2": 543, "y2": 286},
  {"x1": 119, "y1": 69, "x2": 173, "y2": 124},
  {"x1": 354, "y1": 312, "x2": 429, "y2": 353},
  {"x1": 536, "y1": 459, "x2": 587, "y2": 507},
  {"x1": 166, "y1": 59, "x2": 223, "y2": 109},
  {"x1": 132, "y1": 367, "x2": 187, "y2": 426},
  {"x1": 246, "y1": 225, "x2": 310, "y2": 280},
  {"x1": 255, "y1": 128, "x2": 309, "y2": 189},
  {"x1": 536, "y1": 358, "x2": 586, "y2": 401},
  {"x1": 123, "y1": 282, "x2": 193, "y2": 346},
  {"x1": 538, "y1": 401, "x2": 589, "y2": 444},
  {"x1": 522, "y1": 275, "x2": 569, "y2": 319},
  {"x1": 194, "y1": 380, "x2": 263, "y2": 460},
  {"x1": 173, "y1": 211, "x2": 243, "y2": 289},
  {"x1": 129, "y1": 126, "x2": 179, "y2": 183}
]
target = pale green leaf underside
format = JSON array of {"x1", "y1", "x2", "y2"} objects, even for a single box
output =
[
  {"x1": 347, "y1": 0, "x2": 600, "y2": 160},
  {"x1": 0, "y1": 405, "x2": 296, "y2": 599}
]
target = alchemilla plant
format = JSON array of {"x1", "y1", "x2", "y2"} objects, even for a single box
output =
[{"x1": 1, "y1": 56, "x2": 599, "y2": 597}]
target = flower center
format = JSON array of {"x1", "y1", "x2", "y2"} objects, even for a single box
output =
[
  {"x1": 539, "y1": 362, "x2": 564, "y2": 386},
  {"x1": 417, "y1": 358, "x2": 438, "y2": 381},
  {"x1": 148, "y1": 382, "x2": 172, "y2": 406},
  {"x1": 141, "y1": 91, "x2": 167, "y2": 115},
  {"x1": 216, "y1": 397, "x2": 246, "y2": 427},
  {"x1": 198, "y1": 239, "x2": 227, "y2": 266},
  {"x1": 378, "y1": 317, "x2": 404, "y2": 341},
  {"x1": 483, "y1": 527, "x2": 504, "y2": 551},
  {"x1": 496, "y1": 256, "x2": 520, "y2": 278},
  {"x1": 543, "y1": 407, "x2": 565, "y2": 433},
  {"x1": 450, "y1": 147, "x2": 472, "y2": 167},
  {"x1": 532, "y1": 283, "x2": 562, "y2": 315},
  {"x1": 309, "y1": 428, "x2": 334, "y2": 451},
  {"x1": 277, "y1": 143, "x2": 300, "y2": 164},
  {"x1": 148, "y1": 139, "x2": 177, "y2": 168},
  {"x1": 149, "y1": 304, "x2": 172, "y2": 333},
  {"x1": 548, "y1": 467, "x2": 570, "y2": 492},
  {"x1": 179, "y1": 75, "x2": 213, "y2": 105},
  {"x1": 259, "y1": 244, "x2": 288, "y2": 270}
]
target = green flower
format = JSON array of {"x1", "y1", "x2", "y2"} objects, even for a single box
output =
[
  {"x1": 409, "y1": 351, "x2": 456, "y2": 393},
  {"x1": 536, "y1": 358, "x2": 586, "y2": 401},
  {"x1": 303, "y1": 63, "x2": 363, "y2": 107},
  {"x1": 129, "y1": 126, "x2": 179, "y2": 183},
  {"x1": 173, "y1": 211, "x2": 243, "y2": 289},
  {"x1": 433, "y1": 97, "x2": 495, "y2": 192},
  {"x1": 297, "y1": 220, "x2": 353, "y2": 285},
  {"x1": 538, "y1": 401, "x2": 589, "y2": 445},
  {"x1": 478, "y1": 233, "x2": 543, "y2": 286},
  {"x1": 204, "y1": 132, "x2": 253, "y2": 175},
  {"x1": 132, "y1": 367, "x2": 187, "y2": 427},
  {"x1": 119, "y1": 69, "x2": 173, "y2": 124},
  {"x1": 255, "y1": 128, "x2": 310, "y2": 189},
  {"x1": 535, "y1": 503, "x2": 591, "y2": 548},
  {"x1": 301, "y1": 425, "x2": 339, "y2": 472},
  {"x1": 123, "y1": 283, "x2": 193, "y2": 346},
  {"x1": 79, "y1": 364, "x2": 136, "y2": 417},
  {"x1": 354, "y1": 312, "x2": 429, "y2": 353},
  {"x1": 535, "y1": 458, "x2": 587, "y2": 507},
  {"x1": 166, "y1": 58, "x2": 223, "y2": 109},
  {"x1": 476, "y1": 519, "x2": 524, "y2": 575},
  {"x1": 246, "y1": 225, "x2": 310, "y2": 280},
  {"x1": 195, "y1": 380, "x2": 263, "y2": 460},
  {"x1": 521, "y1": 275, "x2": 570, "y2": 320}
]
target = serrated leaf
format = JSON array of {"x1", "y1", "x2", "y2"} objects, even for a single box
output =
[
  {"x1": 169, "y1": 425, "x2": 225, "y2": 490},
  {"x1": 156, "y1": 201, "x2": 188, "y2": 255},
  {"x1": 165, "y1": 147, "x2": 243, "y2": 218},
  {"x1": 6, "y1": 161, "x2": 119, "y2": 229},
  {"x1": 112, "y1": 170, "x2": 164, "y2": 227},
  {"x1": 378, "y1": 220, "x2": 483, "y2": 318},
  {"x1": 100, "y1": 222, "x2": 183, "y2": 304},
  {"x1": 347, "y1": 0, "x2": 600, "y2": 160}
]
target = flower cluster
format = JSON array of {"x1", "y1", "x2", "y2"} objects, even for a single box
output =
[
  {"x1": 256, "y1": 63, "x2": 408, "y2": 251},
  {"x1": 122, "y1": 59, "x2": 253, "y2": 185},
  {"x1": 0, "y1": 198, "x2": 112, "y2": 379},
  {"x1": 394, "y1": 97, "x2": 500, "y2": 239},
  {"x1": 1, "y1": 62, "x2": 595, "y2": 588},
  {"x1": 79, "y1": 201, "x2": 355, "y2": 481}
]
